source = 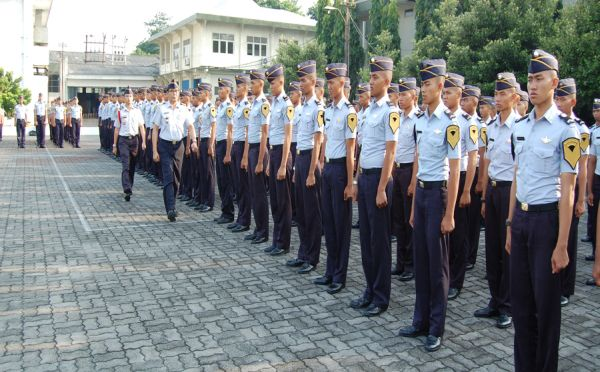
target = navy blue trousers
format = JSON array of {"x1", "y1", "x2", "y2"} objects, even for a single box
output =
[
  {"x1": 248, "y1": 144, "x2": 269, "y2": 239},
  {"x1": 36, "y1": 116, "x2": 46, "y2": 147},
  {"x1": 510, "y1": 207, "x2": 561, "y2": 372},
  {"x1": 232, "y1": 141, "x2": 251, "y2": 227},
  {"x1": 198, "y1": 139, "x2": 215, "y2": 208},
  {"x1": 322, "y1": 162, "x2": 352, "y2": 284},
  {"x1": 412, "y1": 184, "x2": 449, "y2": 337},
  {"x1": 484, "y1": 183, "x2": 511, "y2": 315},
  {"x1": 449, "y1": 172, "x2": 468, "y2": 289},
  {"x1": 562, "y1": 182, "x2": 579, "y2": 297},
  {"x1": 117, "y1": 136, "x2": 138, "y2": 193},
  {"x1": 357, "y1": 170, "x2": 392, "y2": 307},
  {"x1": 392, "y1": 164, "x2": 414, "y2": 273},
  {"x1": 16, "y1": 119, "x2": 26, "y2": 147},
  {"x1": 157, "y1": 139, "x2": 184, "y2": 213},
  {"x1": 467, "y1": 170, "x2": 482, "y2": 265},
  {"x1": 295, "y1": 150, "x2": 322, "y2": 265},
  {"x1": 269, "y1": 145, "x2": 293, "y2": 250},
  {"x1": 216, "y1": 140, "x2": 235, "y2": 219}
]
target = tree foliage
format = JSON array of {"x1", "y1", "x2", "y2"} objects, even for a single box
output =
[
  {"x1": 255, "y1": 0, "x2": 303, "y2": 14},
  {"x1": 368, "y1": 0, "x2": 401, "y2": 57},
  {"x1": 274, "y1": 40, "x2": 328, "y2": 87},
  {"x1": 415, "y1": 0, "x2": 442, "y2": 40},
  {"x1": 134, "y1": 12, "x2": 171, "y2": 55},
  {"x1": 0, "y1": 68, "x2": 31, "y2": 117}
]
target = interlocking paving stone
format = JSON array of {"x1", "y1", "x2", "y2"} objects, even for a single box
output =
[{"x1": 0, "y1": 136, "x2": 599, "y2": 371}]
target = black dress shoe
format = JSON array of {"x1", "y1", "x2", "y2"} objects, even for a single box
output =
[
  {"x1": 297, "y1": 263, "x2": 315, "y2": 274},
  {"x1": 560, "y1": 296, "x2": 569, "y2": 307},
  {"x1": 326, "y1": 282, "x2": 345, "y2": 294},
  {"x1": 586, "y1": 278, "x2": 598, "y2": 286},
  {"x1": 263, "y1": 245, "x2": 276, "y2": 253},
  {"x1": 398, "y1": 325, "x2": 427, "y2": 338},
  {"x1": 352, "y1": 221, "x2": 360, "y2": 229},
  {"x1": 232, "y1": 225, "x2": 250, "y2": 233},
  {"x1": 217, "y1": 217, "x2": 234, "y2": 224},
  {"x1": 167, "y1": 210, "x2": 177, "y2": 222},
  {"x1": 227, "y1": 222, "x2": 239, "y2": 230},
  {"x1": 251, "y1": 236, "x2": 268, "y2": 245},
  {"x1": 465, "y1": 263, "x2": 475, "y2": 271},
  {"x1": 474, "y1": 306, "x2": 500, "y2": 318},
  {"x1": 270, "y1": 247, "x2": 289, "y2": 256},
  {"x1": 581, "y1": 235, "x2": 592, "y2": 243},
  {"x1": 361, "y1": 303, "x2": 387, "y2": 317},
  {"x1": 194, "y1": 203, "x2": 206, "y2": 210},
  {"x1": 313, "y1": 276, "x2": 332, "y2": 286},
  {"x1": 424, "y1": 335, "x2": 442, "y2": 352},
  {"x1": 448, "y1": 287, "x2": 461, "y2": 300},
  {"x1": 124, "y1": 191, "x2": 132, "y2": 202},
  {"x1": 291, "y1": 220, "x2": 298, "y2": 227},
  {"x1": 286, "y1": 258, "x2": 304, "y2": 267},
  {"x1": 391, "y1": 265, "x2": 402, "y2": 276},
  {"x1": 390, "y1": 235, "x2": 397, "y2": 243},
  {"x1": 245, "y1": 232, "x2": 257, "y2": 241},
  {"x1": 350, "y1": 296, "x2": 371, "y2": 309},
  {"x1": 398, "y1": 272, "x2": 414, "y2": 282},
  {"x1": 199, "y1": 205, "x2": 213, "y2": 213},
  {"x1": 496, "y1": 314, "x2": 512, "y2": 329},
  {"x1": 585, "y1": 255, "x2": 595, "y2": 262}
]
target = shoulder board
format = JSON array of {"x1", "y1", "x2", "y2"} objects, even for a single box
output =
[
  {"x1": 574, "y1": 117, "x2": 585, "y2": 126},
  {"x1": 462, "y1": 113, "x2": 471, "y2": 120},
  {"x1": 315, "y1": 99, "x2": 321, "y2": 105},
  {"x1": 345, "y1": 102, "x2": 352, "y2": 108},
  {"x1": 444, "y1": 109, "x2": 455, "y2": 120},
  {"x1": 515, "y1": 115, "x2": 528, "y2": 123},
  {"x1": 559, "y1": 113, "x2": 575, "y2": 125},
  {"x1": 261, "y1": 98, "x2": 267, "y2": 102},
  {"x1": 416, "y1": 111, "x2": 425, "y2": 118},
  {"x1": 283, "y1": 95, "x2": 289, "y2": 101},
  {"x1": 387, "y1": 101, "x2": 395, "y2": 107}
]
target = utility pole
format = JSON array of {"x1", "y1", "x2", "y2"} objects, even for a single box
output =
[{"x1": 344, "y1": 0, "x2": 350, "y2": 69}]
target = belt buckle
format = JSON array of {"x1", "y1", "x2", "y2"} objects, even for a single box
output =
[
  {"x1": 172, "y1": 140, "x2": 177, "y2": 145},
  {"x1": 520, "y1": 202, "x2": 529, "y2": 212},
  {"x1": 270, "y1": 145, "x2": 273, "y2": 150},
  {"x1": 395, "y1": 162, "x2": 400, "y2": 168},
  {"x1": 418, "y1": 180, "x2": 425, "y2": 188},
  {"x1": 297, "y1": 149, "x2": 300, "y2": 155},
  {"x1": 326, "y1": 158, "x2": 329, "y2": 163},
  {"x1": 491, "y1": 180, "x2": 497, "y2": 187}
]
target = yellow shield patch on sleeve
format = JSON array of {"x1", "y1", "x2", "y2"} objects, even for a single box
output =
[
  {"x1": 581, "y1": 133, "x2": 590, "y2": 152},
  {"x1": 562, "y1": 137, "x2": 581, "y2": 170},
  {"x1": 286, "y1": 106, "x2": 294, "y2": 121},
  {"x1": 243, "y1": 108, "x2": 250, "y2": 120},
  {"x1": 347, "y1": 113, "x2": 358, "y2": 133},
  {"x1": 469, "y1": 125, "x2": 478, "y2": 144},
  {"x1": 226, "y1": 107, "x2": 233, "y2": 119},
  {"x1": 446, "y1": 124, "x2": 460, "y2": 150},
  {"x1": 261, "y1": 103, "x2": 270, "y2": 118},
  {"x1": 210, "y1": 107, "x2": 217, "y2": 118},
  {"x1": 480, "y1": 127, "x2": 488, "y2": 145},
  {"x1": 317, "y1": 110, "x2": 325, "y2": 127},
  {"x1": 389, "y1": 112, "x2": 400, "y2": 134}
]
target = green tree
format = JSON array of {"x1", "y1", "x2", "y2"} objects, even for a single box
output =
[
  {"x1": 402, "y1": 0, "x2": 560, "y2": 95},
  {"x1": 134, "y1": 12, "x2": 171, "y2": 55},
  {"x1": 0, "y1": 68, "x2": 31, "y2": 117},
  {"x1": 369, "y1": 0, "x2": 400, "y2": 56},
  {"x1": 255, "y1": 0, "x2": 303, "y2": 14},
  {"x1": 274, "y1": 40, "x2": 328, "y2": 86},
  {"x1": 543, "y1": 0, "x2": 600, "y2": 123},
  {"x1": 358, "y1": 29, "x2": 402, "y2": 81}
]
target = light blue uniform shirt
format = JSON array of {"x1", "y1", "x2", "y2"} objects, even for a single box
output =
[
  {"x1": 199, "y1": 102, "x2": 216, "y2": 139},
  {"x1": 486, "y1": 111, "x2": 517, "y2": 182},
  {"x1": 324, "y1": 97, "x2": 356, "y2": 160},
  {"x1": 590, "y1": 126, "x2": 600, "y2": 175},
  {"x1": 415, "y1": 102, "x2": 462, "y2": 181},
  {"x1": 291, "y1": 104, "x2": 301, "y2": 143},
  {"x1": 269, "y1": 92, "x2": 293, "y2": 146},
  {"x1": 233, "y1": 98, "x2": 250, "y2": 143},
  {"x1": 297, "y1": 95, "x2": 324, "y2": 151},
  {"x1": 152, "y1": 102, "x2": 193, "y2": 142},
  {"x1": 572, "y1": 115, "x2": 590, "y2": 157},
  {"x1": 513, "y1": 104, "x2": 580, "y2": 204},
  {"x1": 453, "y1": 107, "x2": 479, "y2": 171},
  {"x1": 357, "y1": 106, "x2": 368, "y2": 146},
  {"x1": 54, "y1": 105, "x2": 65, "y2": 121},
  {"x1": 395, "y1": 106, "x2": 418, "y2": 164},
  {"x1": 248, "y1": 94, "x2": 270, "y2": 144},
  {"x1": 359, "y1": 95, "x2": 399, "y2": 169},
  {"x1": 216, "y1": 99, "x2": 233, "y2": 142}
]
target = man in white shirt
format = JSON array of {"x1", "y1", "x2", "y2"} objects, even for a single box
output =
[
  {"x1": 34, "y1": 93, "x2": 47, "y2": 148},
  {"x1": 54, "y1": 98, "x2": 66, "y2": 148},
  {"x1": 71, "y1": 97, "x2": 83, "y2": 148},
  {"x1": 14, "y1": 95, "x2": 28, "y2": 148},
  {"x1": 0, "y1": 106, "x2": 5, "y2": 141},
  {"x1": 113, "y1": 88, "x2": 146, "y2": 201}
]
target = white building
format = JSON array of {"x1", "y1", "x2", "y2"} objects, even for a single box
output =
[
  {"x1": 0, "y1": 0, "x2": 53, "y2": 99},
  {"x1": 148, "y1": 0, "x2": 316, "y2": 92}
]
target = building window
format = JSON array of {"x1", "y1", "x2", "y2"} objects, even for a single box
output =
[
  {"x1": 247, "y1": 36, "x2": 267, "y2": 57},
  {"x1": 212, "y1": 33, "x2": 234, "y2": 54},
  {"x1": 165, "y1": 43, "x2": 171, "y2": 63},
  {"x1": 183, "y1": 39, "x2": 191, "y2": 66},
  {"x1": 173, "y1": 42, "x2": 180, "y2": 69},
  {"x1": 48, "y1": 74, "x2": 59, "y2": 93}
]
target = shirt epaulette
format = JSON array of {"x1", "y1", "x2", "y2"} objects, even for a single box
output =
[
  {"x1": 416, "y1": 111, "x2": 425, "y2": 118},
  {"x1": 462, "y1": 113, "x2": 472, "y2": 120},
  {"x1": 444, "y1": 109, "x2": 455, "y2": 119},
  {"x1": 387, "y1": 101, "x2": 396, "y2": 108},
  {"x1": 344, "y1": 102, "x2": 352, "y2": 108},
  {"x1": 283, "y1": 95, "x2": 289, "y2": 101},
  {"x1": 515, "y1": 115, "x2": 528, "y2": 123},
  {"x1": 559, "y1": 113, "x2": 575, "y2": 125},
  {"x1": 261, "y1": 98, "x2": 267, "y2": 103}
]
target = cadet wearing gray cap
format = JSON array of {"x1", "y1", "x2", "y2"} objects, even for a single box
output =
[
  {"x1": 349, "y1": 56, "x2": 399, "y2": 317},
  {"x1": 264, "y1": 64, "x2": 294, "y2": 256},
  {"x1": 152, "y1": 81, "x2": 198, "y2": 222},
  {"x1": 507, "y1": 49, "x2": 579, "y2": 372},
  {"x1": 214, "y1": 78, "x2": 236, "y2": 224},
  {"x1": 196, "y1": 83, "x2": 217, "y2": 212}
]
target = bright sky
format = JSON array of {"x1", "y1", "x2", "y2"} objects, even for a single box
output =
[{"x1": 48, "y1": 0, "x2": 316, "y2": 53}]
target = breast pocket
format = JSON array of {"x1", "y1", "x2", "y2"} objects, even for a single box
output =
[
  {"x1": 531, "y1": 145, "x2": 555, "y2": 172},
  {"x1": 427, "y1": 130, "x2": 445, "y2": 148}
]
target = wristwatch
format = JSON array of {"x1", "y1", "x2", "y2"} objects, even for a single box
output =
[{"x1": 505, "y1": 219, "x2": 512, "y2": 227}]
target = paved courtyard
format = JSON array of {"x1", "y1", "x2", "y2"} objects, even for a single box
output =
[{"x1": 0, "y1": 135, "x2": 598, "y2": 371}]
